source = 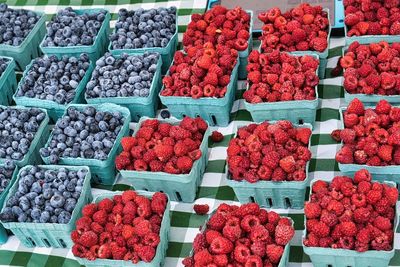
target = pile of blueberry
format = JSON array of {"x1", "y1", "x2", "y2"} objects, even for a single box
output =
[
  {"x1": 0, "y1": 166, "x2": 87, "y2": 223},
  {"x1": 0, "y1": 57, "x2": 10, "y2": 77},
  {"x1": 16, "y1": 54, "x2": 91, "y2": 104},
  {"x1": 40, "y1": 106, "x2": 125, "y2": 163},
  {"x1": 110, "y1": 7, "x2": 176, "y2": 49},
  {"x1": 42, "y1": 7, "x2": 107, "y2": 47},
  {"x1": 85, "y1": 52, "x2": 160, "y2": 98},
  {"x1": 0, "y1": 107, "x2": 46, "y2": 161},
  {"x1": 0, "y1": 160, "x2": 16, "y2": 194},
  {"x1": 0, "y1": 4, "x2": 41, "y2": 46}
]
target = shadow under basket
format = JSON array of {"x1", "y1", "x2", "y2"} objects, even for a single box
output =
[{"x1": 0, "y1": 165, "x2": 93, "y2": 248}]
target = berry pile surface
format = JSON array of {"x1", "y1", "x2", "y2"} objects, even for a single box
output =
[
  {"x1": 42, "y1": 8, "x2": 107, "y2": 47},
  {"x1": 259, "y1": 3, "x2": 329, "y2": 53},
  {"x1": 182, "y1": 6, "x2": 251, "y2": 52},
  {"x1": 85, "y1": 52, "x2": 159, "y2": 99},
  {"x1": 0, "y1": 3, "x2": 41, "y2": 46},
  {"x1": 0, "y1": 166, "x2": 88, "y2": 224},
  {"x1": 16, "y1": 54, "x2": 90, "y2": 104},
  {"x1": 0, "y1": 160, "x2": 16, "y2": 194},
  {"x1": 71, "y1": 190, "x2": 168, "y2": 263},
  {"x1": 336, "y1": 98, "x2": 400, "y2": 165},
  {"x1": 39, "y1": 106, "x2": 125, "y2": 164},
  {"x1": 183, "y1": 203, "x2": 295, "y2": 267},
  {"x1": 227, "y1": 121, "x2": 312, "y2": 182},
  {"x1": 110, "y1": 7, "x2": 177, "y2": 49},
  {"x1": 0, "y1": 107, "x2": 46, "y2": 161},
  {"x1": 341, "y1": 41, "x2": 400, "y2": 95},
  {"x1": 160, "y1": 44, "x2": 237, "y2": 98},
  {"x1": 304, "y1": 169, "x2": 398, "y2": 252},
  {"x1": 115, "y1": 117, "x2": 207, "y2": 174},
  {"x1": 244, "y1": 50, "x2": 319, "y2": 103}
]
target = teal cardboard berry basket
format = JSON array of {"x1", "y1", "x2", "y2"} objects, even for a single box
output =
[
  {"x1": 0, "y1": 165, "x2": 93, "y2": 248},
  {"x1": 40, "y1": 9, "x2": 111, "y2": 62},
  {"x1": 108, "y1": 10, "x2": 178, "y2": 75},
  {"x1": 303, "y1": 179, "x2": 399, "y2": 267},
  {"x1": 0, "y1": 165, "x2": 18, "y2": 244},
  {"x1": 226, "y1": 121, "x2": 312, "y2": 209},
  {"x1": 244, "y1": 53, "x2": 319, "y2": 126},
  {"x1": 13, "y1": 55, "x2": 94, "y2": 122},
  {"x1": 0, "y1": 11, "x2": 46, "y2": 71},
  {"x1": 41, "y1": 103, "x2": 131, "y2": 185},
  {"x1": 119, "y1": 116, "x2": 210, "y2": 203},
  {"x1": 159, "y1": 54, "x2": 239, "y2": 127},
  {"x1": 0, "y1": 105, "x2": 50, "y2": 168},
  {"x1": 338, "y1": 106, "x2": 400, "y2": 184},
  {"x1": 76, "y1": 190, "x2": 170, "y2": 267},
  {"x1": 342, "y1": 46, "x2": 400, "y2": 104},
  {"x1": 85, "y1": 53, "x2": 162, "y2": 122},
  {"x1": 188, "y1": 209, "x2": 292, "y2": 266},
  {"x1": 0, "y1": 56, "x2": 17, "y2": 106},
  {"x1": 260, "y1": 8, "x2": 331, "y2": 79}
]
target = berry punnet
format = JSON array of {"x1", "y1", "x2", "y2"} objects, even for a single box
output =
[
  {"x1": 344, "y1": 0, "x2": 400, "y2": 37},
  {"x1": 0, "y1": 160, "x2": 16, "y2": 194},
  {"x1": 335, "y1": 98, "x2": 400, "y2": 166},
  {"x1": 0, "y1": 3, "x2": 41, "y2": 46},
  {"x1": 227, "y1": 120, "x2": 312, "y2": 182},
  {"x1": 0, "y1": 166, "x2": 88, "y2": 224},
  {"x1": 304, "y1": 169, "x2": 398, "y2": 252},
  {"x1": 16, "y1": 54, "x2": 90, "y2": 104},
  {"x1": 182, "y1": 6, "x2": 251, "y2": 52},
  {"x1": 183, "y1": 203, "x2": 295, "y2": 267},
  {"x1": 71, "y1": 190, "x2": 168, "y2": 263},
  {"x1": 0, "y1": 107, "x2": 46, "y2": 161},
  {"x1": 42, "y1": 8, "x2": 107, "y2": 47},
  {"x1": 110, "y1": 7, "x2": 176, "y2": 49},
  {"x1": 85, "y1": 52, "x2": 160, "y2": 99},
  {"x1": 39, "y1": 106, "x2": 125, "y2": 164},
  {"x1": 160, "y1": 44, "x2": 238, "y2": 98},
  {"x1": 115, "y1": 117, "x2": 207, "y2": 174},
  {"x1": 259, "y1": 3, "x2": 329, "y2": 53},
  {"x1": 244, "y1": 50, "x2": 319, "y2": 103},
  {"x1": 341, "y1": 41, "x2": 400, "y2": 96}
]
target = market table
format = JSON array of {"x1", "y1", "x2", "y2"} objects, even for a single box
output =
[{"x1": 1, "y1": 1, "x2": 399, "y2": 267}]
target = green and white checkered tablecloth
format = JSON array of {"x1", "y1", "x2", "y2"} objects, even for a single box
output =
[{"x1": 1, "y1": 1, "x2": 399, "y2": 266}]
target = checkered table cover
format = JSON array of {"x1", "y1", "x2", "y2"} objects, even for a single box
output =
[{"x1": 1, "y1": 1, "x2": 400, "y2": 266}]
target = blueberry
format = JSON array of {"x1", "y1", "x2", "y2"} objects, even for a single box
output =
[
  {"x1": 31, "y1": 208, "x2": 41, "y2": 220},
  {"x1": 39, "y1": 211, "x2": 50, "y2": 223},
  {"x1": 50, "y1": 195, "x2": 65, "y2": 208},
  {"x1": 34, "y1": 195, "x2": 45, "y2": 206},
  {"x1": 58, "y1": 211, "x2": 71, "y2": 224},
  {"x1": 64, "y1": 198, "x2": 76, "y2": 212}
]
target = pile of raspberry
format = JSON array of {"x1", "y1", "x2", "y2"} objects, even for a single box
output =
[
  {"x1": 182, "y1": 203, "x2": 295, "y2": 267},
  {"x1": 258, "y1": 3, "x2": 329, "y2": 53},
  {"x1": 304, "y1": 169, "x2": 398, "y2": 252},
  {"x1": 341, "y1": 41, "x2": 400, "y2": 95},
  {"x1": 227, "y1": 120, "x2": 312, "y2": 182},
  {"x1": 344, "y1": 0, "x2": 400, "y2": 37},
  {"x1": 160, "y1": 44, "x2": 238, "y2": 98},
  {"x1": 182, "y1": 5, "x2": 250, "y2": 52},
  {"x1": 243, "y1": 50, "x2": 319, "y2": 103},
  {"x1": 335, "y1": 98, "x2": 400, "y2": 165},
  {"x1": 71, "y1": 190, "x2": 168, "y2": 262},
  {"x1": 115, "y1": 117, "x2": 208, "y2": 174}
]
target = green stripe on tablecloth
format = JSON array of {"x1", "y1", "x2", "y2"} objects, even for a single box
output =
[
  {"x1": 311, "y1": 134, "x2": 337, "y2": 145},
  {"x1": 318, "y1": 84, "x2": 343, "y2": 99}
]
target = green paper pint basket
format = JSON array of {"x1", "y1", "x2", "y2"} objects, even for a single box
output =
[
  {"x1": 0, "y1": 56, "x2": 17, "y2": 106},
  {"x1": 119, "y1": 116, "x2": 210, "y2": 203},
  {"x1": 85, "y1": 53, "x2": 162, "y2": 122},
  {"x1": 41, "y1": 104, "x2": 131, "y2": 185},
  {"x1": 0, "y1": 165, "x2": 18, "y2": 244},
  {"x1": 0, "y1": 165, "x2": 92, "y2": 248},
  {"x1": 0, "y1": 105, "x2": 50, "y2": 167},
  {"x1": 303, "y1": 179, "x2": 399, "y2": 267},
  {"x1": 159, "y1": 54, "x2": 239, "y2": 127},
  {"x1": 0, "y1": 11, "x2": 46, "y2": 71},
  {"x1": 40, "y1": 9, "x2": 111, "y2": 62},
  {"x1": 76, "y1": 190, "x2": 170, "y2": 267},
  {"x1": 14, "y1": 55, "x2": 94, "y2": 122},
  {"x1": 226, "y1": 121, "x2": 312, "y2": 209}
]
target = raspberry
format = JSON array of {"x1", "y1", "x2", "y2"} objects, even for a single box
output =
[
  {"x1": 193, "y1": 233, "x2": 207, "y2": 252},
  {"x1": 275, "y1": 223, "x2": 295, "y2": 245},
  {"x1": 194, "y1": 250, "x2": 213, "y2": 265},
  {"x1": 296, "y1": 127, "x2": 312, "y2": 144},
  {"x1": 82, "y1": 203, "x2": 98, "y2": 218},
  {"x1": 347, "y1": 98, "x2": 365, "y2": 115},
  {"x1": 121, "y1": 137, "x2": 137, "y2": 152},
  {"x1": 207, "y1": 213, "x2": 226, "y2": 231},
  {"x1": 151, "y1": 192, "x2": 167, "y2": 216},
  {"x1": 153, "y1": 144, "x2": 174, "y2": 162},
  {"x1": 209, "y1": 236, "x2": 234, "y2": 254},
  {"x1": 79, "y1": 231, "x2": 98, "y2": 248},
  {"x1": 211, "y1": 131, "x2": 224, "y2": 143},
  {"x1": 240, "y1": 215, "x2": 261, "y2": 232},
  {"x1": 305, "y1": 202, "x2": 322, "y2": 219},
  {"x1": 121, "y1": 190, "x2": 137, "y2": 204},
  {"x1": 135, "y1": 196, "x2": 152, "y2": 218},
  {"x1": 193, "y1": 204, "x2": 209, "y2": 215},
  {"x1": 72, "y1": 244, "x2": 87, "y2": 258},
  {"x1": 266, "y1": 244, "x2": 284, "y2": 264},
  {"x1": 137, "y1": 245, "x2": 156, "y2": 262},
  {"x1": 176, "y1": 156, "x2": 194, "y2": 173},
  {"x1": 311, "y1": 37, "x2": 328, "y2": 52},
  {"x1": 98, "y1": 198, "x2": 113, "y2": 213},
  {"x1": 234, "y1": 244, "x2": 251, "y2": 263},
  {"x1": 182, "y1": 257, "x2": 194, "y2": 267},
  {"x1": 115, "y1": 155, "x2": 131, "y2": 170},
  {"x1": 92, "y1": 210, "x2": 107, "y2": 225},
  {"x1": 340, "y1": 221, "x2": 357, "y2": 237},
  {"x1": 373, "y1": 216, "x2": 392, "y2": 231}
]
